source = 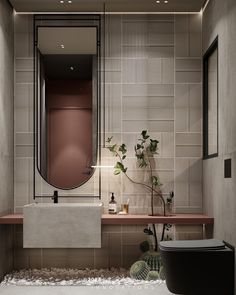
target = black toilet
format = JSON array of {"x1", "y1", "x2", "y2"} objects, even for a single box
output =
[{"x1": 159, "y1": 239, "x2": 234, "y2": 295}]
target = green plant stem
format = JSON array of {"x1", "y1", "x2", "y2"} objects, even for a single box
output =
[
  {"x1": 152, "y1": 224, "x2": 158, "y2": 251},
  {"x1": 161, "y1": 224, "x2": 166, "y2": 241},
  {"x1": 115, "y1": 152, "x2": 166, "y2": 216},
  {"x1": 120, "y1": 162, "x2": 166, "y2": 216},
  {"x1": 124, "y1": 172, "x2": 166, "y2": 216},
  {"x1": 146, "y1": 153, "x2": 154, "y2": 216}
]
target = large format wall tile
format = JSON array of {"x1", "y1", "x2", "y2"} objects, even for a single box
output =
[{"x1": 13, "y1": 13, "x2": 202, "y2": 268}]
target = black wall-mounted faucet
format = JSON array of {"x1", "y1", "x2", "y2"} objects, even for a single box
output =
[{"x1": 52, "y1": 190, "x2": 58, "y2": 203}]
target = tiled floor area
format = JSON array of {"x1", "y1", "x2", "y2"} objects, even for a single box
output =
[{"x1": 0, "y1": 285, "x2": 174, "y2": 295}]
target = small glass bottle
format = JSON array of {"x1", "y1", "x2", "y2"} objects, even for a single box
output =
[
  {"x1": 108, "y1": 192, "x2": 117, "y2": 214},
  {"x1": 166, "y1": 191, "x2": 174, "y2": 216}
]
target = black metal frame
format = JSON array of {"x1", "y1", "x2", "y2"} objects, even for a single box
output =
[
  {"x1": 203, "y1": 36, "x2": 219, "y2": 160},
  {"x1": 33, "y1": 14, "x2": 102, "y2": 199}
]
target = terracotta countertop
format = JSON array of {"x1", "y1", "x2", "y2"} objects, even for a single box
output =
[
  {"x1": 0, "y1": 214, "x2": 23, "y2": 224},
  {"x1": 0, "y1": 213, "x2": 214, "y2": 225}
]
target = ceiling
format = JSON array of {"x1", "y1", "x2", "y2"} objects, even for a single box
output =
[
  {"x1": 10, "y1": 0, "x2": 207, "y2": 13},
  {"x1": 38, "y1": 27, "x2": 97, "y2": 55}
]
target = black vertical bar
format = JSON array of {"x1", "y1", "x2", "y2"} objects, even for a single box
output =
[
  {"x1": 33, "y1": 16, "x2": 36, "y2": 199},
  {"x1": 99, "y1": 16, "x2": 102, "y2": 199},
  {"x1": 203, "y1": 36, "x2": 218, "y2": 160}
]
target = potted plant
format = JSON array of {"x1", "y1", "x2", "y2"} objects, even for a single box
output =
[{"x1": 106, "y1": 130, "x2": 166, "y2": 216}]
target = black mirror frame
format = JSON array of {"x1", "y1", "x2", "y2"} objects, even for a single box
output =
[
  {"x1": 33, "y1": 15, "x2": 102, "y2": 198},
  {"x1": 203, "y1": 36, "x2": 219, "y2": 160}
]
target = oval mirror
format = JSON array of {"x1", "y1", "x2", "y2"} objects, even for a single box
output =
[{"x1": 35, "y1": 24, "x2": 100, "y2": 190}]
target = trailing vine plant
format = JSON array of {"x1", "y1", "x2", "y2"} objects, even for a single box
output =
[{"x1": 106, "y1": 130, "x2": 166, "y2": 217}]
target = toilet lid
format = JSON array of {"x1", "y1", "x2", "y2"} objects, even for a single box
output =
[{"x1": 159, "y1": 239, "x2": 226, "y2": 251}]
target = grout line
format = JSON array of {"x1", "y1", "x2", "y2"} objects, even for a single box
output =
[
  {"x1": 122, "y1": 119, "x2": 174, "y2": 121},
  {"x1": 15, "y1": 12, "x2": 201, "y2": 15}
]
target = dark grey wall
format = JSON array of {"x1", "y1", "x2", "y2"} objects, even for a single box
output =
[
  {"x1": 0, "y1": 0, "x2": 14, "y2": 280},
  {"x1": 203, "y1": 0, "x2": 236, "y2": 292}
]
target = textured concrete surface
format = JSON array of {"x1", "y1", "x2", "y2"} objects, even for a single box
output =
[
  {"x1": 0, "y1": 0, "x2": 14, "y2": 280},
  {"x1": 203, "y1": 0, "x2": 236, "y2": 293},
  {"x1": 0, "y1": 0, "x2": 14, "y2": 215},
  {"x1": 203, "y1": 0, "x2": 236, "y2": 254},
  {"x1": 23, "y1": 203, "x2": 102, "y2": 248}
]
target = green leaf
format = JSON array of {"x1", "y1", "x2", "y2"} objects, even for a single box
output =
[
  {"x1": 141, "y1": 130, "x2": 150, "y2": 140},
  {"x1": 107, "y1": 144, "x2": 117, "y2": 153},
  {"x1": 151, "y1": 175, "x2": 162, "y2": 187},
  {"x1": 139, "y1": 161, "x2": 148, "y2": 168},
  {"x1": 114, "y1": 169, "x2": 121, "y2": 175},
  {"x1": 151, "y1": 175, "x2": 158, "y2": 183},
  {"x1": 135, "y1": 151, "x2": 144, "y2": 159},
  {"x1": 106, "y1": 137, "x2": 113, "y2": 143},
  {"x1": 119, "y1": 143, "x2": 127, "y2": 155},
  {"x1": 150, "y1": 139, "x2": 159, "y2": 144},
  {"x1": 122, "y1": 155, "x2": 126, "y2": 160},
  {"x1": 114, "y1": 162, "x2": 127, "y2": 173},
  {"x1": 115, "y1": 162, "x2": 123, "y2": 169},
  {"x1": 149, "y1": 139, "x2": 159, "y2": 153}
]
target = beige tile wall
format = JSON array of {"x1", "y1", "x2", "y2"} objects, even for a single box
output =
[
  {"x1": 13, "y1": 224, "x2": 203, "y2": 270},
  {"x1": 0, "y1": 0, "x2": 14, "y2": 279},
  {"x1": 14, "y1": 14, "x2": 203, "y2": 269}
]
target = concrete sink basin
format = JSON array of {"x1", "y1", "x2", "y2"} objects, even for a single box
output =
[{"x1": 23, "y1": 203, "x2": 102, "y2": 248}]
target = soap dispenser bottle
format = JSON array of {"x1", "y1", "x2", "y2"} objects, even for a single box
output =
[{"x1": 108, "y1": 192, "x2": 117, "y2": 214}]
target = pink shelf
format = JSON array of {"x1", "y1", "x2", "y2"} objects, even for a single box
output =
[
  {"x1": 0, "y1": 213, "x2": 213, "y2": 225},
  {"x1": 102, "y1": 214, "x2": 213, "y2": 225},
  {"x1": 0, "y1": 214, "x2": 24, "y2": 224}
]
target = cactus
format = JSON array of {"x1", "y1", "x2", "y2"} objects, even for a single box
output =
[
  {"x1": 130, "y1": 261, "x2": 150, "y2": 280},
  {"x1": 147, "y1": 270, "x2": 160, "y2": 281},
  {"x1": 140, "y1": 251, "x2": 161, "y2": 271}
]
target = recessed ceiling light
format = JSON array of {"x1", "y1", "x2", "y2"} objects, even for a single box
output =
[
  {"x1": 164, "y1": 0, "x2": 168, "y2": 3},
  {"x1": 60, "y1": 0, "x2": 64, "y2": 3},
  {"x1": 60, "y1": 44, "x2": 65, "y2": 49},
  {"x1": 156, "y1": 0, "x2": 160, "y2": 3},
  {"x1": 70, "y1": 66, "x2": 74, "y2": 71},
  {"x1": 68, "y1": 0, "x2": 72, "y2": 3}
]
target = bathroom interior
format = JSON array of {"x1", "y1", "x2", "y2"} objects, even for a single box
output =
[{"x1": 0, "y1": 0, "x2": 236, "y2": 294}]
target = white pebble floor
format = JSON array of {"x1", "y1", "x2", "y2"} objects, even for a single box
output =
[
  {"x1": 0, "y1": 268, "x2": 166, "y2": 287},
  {"x1": 0, "y1": 268, "x2": 174, "y2": 295}
]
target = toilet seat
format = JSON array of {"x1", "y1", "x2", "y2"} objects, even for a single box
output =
[{"x1": 159, "y1": 239, "x2": 226, "y2": 251}]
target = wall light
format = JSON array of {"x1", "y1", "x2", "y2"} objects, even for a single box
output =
[
  {"x1": 60, "y1": 44, "x2": 65, "y2": 49},
  {"x1": 70, "y1": 66, "x2": 74, "y2": 71}
]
